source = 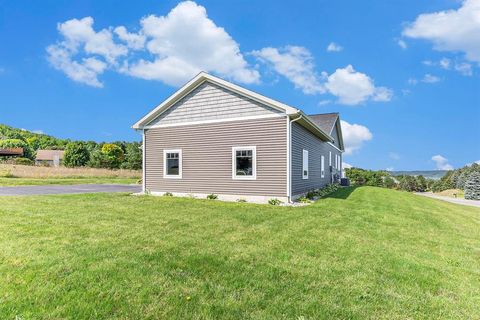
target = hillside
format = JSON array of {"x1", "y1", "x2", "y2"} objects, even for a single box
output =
[
  {"x1": 391, "y1": 170, "x2": 448, "y2": 180},
  {"x1": 0, "y1": 123, "x2": 70, "y2": 150},
  {"x1": 0, "y1": 187, "x2": 478, "y2": 318}
]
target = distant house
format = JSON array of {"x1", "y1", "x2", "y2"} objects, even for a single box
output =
[
  {"x1": 0, "y1": 148, "x2": 23, "y2": 157},
  {"x1": 35, "y1": 150, "x2": 65, "y2": 167},
  {"x1": 133, "y1": 72, "x2": 344, "y2": 203}
]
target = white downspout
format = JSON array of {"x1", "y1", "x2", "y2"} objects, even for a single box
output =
[
  {"x1": 288, "y1": 114, "x2": 302, "y2": 203},
  {"x1": 142, "y1": 129, "x2": 146, "y2": 194}
]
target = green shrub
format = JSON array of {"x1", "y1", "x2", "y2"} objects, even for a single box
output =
[
  {"x1": 163, "y1": 192, "x2": 173, "y2": 197},
  {"x1": 268, "y1": 198, "x2": 282, "y2": 206},
  {"x1": 464, "y1": 172, "x2": 480, "y2": 200},
  {"x1": 63, "y1": 142, "x2": 90, "y2": 167},
  {"x1": 305, "y1": 190, "x2": 317, "y2": 200},
  {"x1": 207, "y1": 194, "x2": 218, "y2": 200},
  {"x1": 297, "y1": 196, "x2": 311, "y2": 203},
  {"x1": 13, "y1": 157, "x2": 34, "y2": 166},
  {"x1": 236, "y1": 199, "x2": 247, "y2": 203},
  {"x1": 120, "y1": 142, "x2": 142, "y2": 170},
  {"x1": 89, "y1": 144, "x2": 125, "y2": 169}
]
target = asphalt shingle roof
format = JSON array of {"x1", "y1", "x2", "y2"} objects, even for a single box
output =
[{"x1": 307, "y1": 113, "x2": 339, "y2": 135}]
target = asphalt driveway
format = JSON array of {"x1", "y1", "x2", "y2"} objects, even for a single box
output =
[
  {"x1": 415, "y1": 192, "x2": 480, "y2": 208},
  {"x1": 0, "y1": 184, "x2": 141, "y2": 196}
]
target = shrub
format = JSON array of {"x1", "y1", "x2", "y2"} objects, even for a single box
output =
[
  {"x1": 13, "y1": 157, "x2": 34, "y2": 166},
  {"x1": 63, "y1": 142, "x2": 90, "y2": 167},
  {"x1": 164, "y1": 192, "x2": 173, "y2": 196},
  {"x1": 297, "y1": 196, "x2": 311, "y2": 203},
  {"x1": 268, "y1": 198, "x2": 282, "y2": 206},
  {"x1": 305, "y1": 190, "x2": 317, "y2": 200},
  {"x1": 120, "y1": 142, "x2": 142, "y2": 170},
  {"x1": 0, "y1": 139, "x2": 34, "y2": 160},
  {"x1": 464, "y1": 172, "x2": 480, "y2": 200},
  {"x1": 236, "y1": 198, "x2": 247, "y2": 203},
  {"x1": 207, "y1": 193, "x2": 218, "y2": 200},
  {"x1": 101, "y1": 144, "x2": 124, "y2": 169}
]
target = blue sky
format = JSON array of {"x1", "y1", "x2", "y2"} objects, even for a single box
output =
[{"x1": 0, "y1": 0, "x2": 479, "y2": 170}]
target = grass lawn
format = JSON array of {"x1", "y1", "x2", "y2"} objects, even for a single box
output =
[
  {"x1": 0, "y1": 187, "x2": 479, "y2": 319},
  {"x1": 0, "y1": 177, "x2": 139, "y2": 186}
]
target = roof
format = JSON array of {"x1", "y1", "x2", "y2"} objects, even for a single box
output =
[
  {"x1": 35, "y1": 150, "x2": 65, "y2": 161},
  {"x1": 133, "y1": 72, "x2": 339, "y2": 144},
  {"x1": 308, "y1": 113, "x2": 339, "y2": 134},
  {"x1": 0, "y1": 148, "x2": 23, "y2": 156}
]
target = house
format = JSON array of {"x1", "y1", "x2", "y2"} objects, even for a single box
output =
[
  {"x1": 35, "y1": 150, "x2": 65, "y2": 167},
  {"x1": 133, "y1": 72, "x2": 344, "y2": 203}
]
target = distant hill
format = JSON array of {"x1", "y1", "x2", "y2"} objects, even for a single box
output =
[
  {"x1": 390, "y1": 170, "x2": 448, "y2": 180},
  {"x1": 0, "y1": 124, "x2": 70, "y2": 150}
]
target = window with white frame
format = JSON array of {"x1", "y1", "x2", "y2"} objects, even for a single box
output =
[
  {"x1": 321, "y1": 155, "x2": 325, "y2": 178},
  {"x1": 329, "y1": 151, "x2": 332, "y2": 167},
  {"x1": 302, "y1": 149, "x2": 309, "y2": 179},
  {"x1": 163, "y1": 149, "x2": 182, "y2": 178},
  {"x1": 232, "y1": 146, "x2": 256, "y2": 179}
]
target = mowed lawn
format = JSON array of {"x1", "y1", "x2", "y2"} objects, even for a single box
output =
[{"x1": 0, "y1": 187, "x2": 479, "y2": 319}]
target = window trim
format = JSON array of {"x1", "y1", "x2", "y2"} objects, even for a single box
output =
[
  {"x1": 302, "y1": 149, "x2": 309, "y2": 180},
  {"x1": 232, "y1": 146, "x2": 257, "y2": 180},
  {"x1": 163, "y1": 149, "x2": 182, "y2": 179},
  {"x1": 321, "y1": 155, "x2": 325, "y2": 178}
]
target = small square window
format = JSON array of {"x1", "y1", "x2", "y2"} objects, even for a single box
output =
[{"x1": 164, "y1": 149, "x2": 182, "y2": 178}]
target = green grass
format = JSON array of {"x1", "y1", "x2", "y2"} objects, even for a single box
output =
[
  {"x1": 0, "y1": 177, "x2": 139, "y2": 186},
  {"x1": 0, "y1": 187, "x2": 479, "y2": 319}
]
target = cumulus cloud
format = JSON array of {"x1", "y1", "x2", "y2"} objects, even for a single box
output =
[
  {"x1": 422, "y1": 74, "x2": 441, "y2": 83},
  {"x1": 325, "y1": 65, "x2": 393, "y2": 105},
  {"x1": 47, "y1": 1, "x2": 259, "y2": 87},
  {"x1": 423, "y1": 57, "x2": 473, "y2": 76},
  {"x1": 432, "y1": 155, "x2": 454, "y2": 170},
  {"x1": 455, "y1": 62, "x2": 473, "y2": 75},
  {"x1": 402, "y1": 0, "x2": 480, "y2": 64},
  {"x1": 397, "y1": 39, "x2": 407, "y2": 49},
  {"x1": 327, "y1": 42, "x2": 343, "y2": 52},
  {"x1": 343, "y1": 162, "x2": 353, "y2": 169},
  {"x1": 340, "y1": 120, "x2": 373, "y2": 155},
  {"x1": 251, "y1": 46, "x2": 325, "y2": 94}
]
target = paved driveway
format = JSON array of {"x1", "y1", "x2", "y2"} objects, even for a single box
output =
[
  {"x1": 415, "y1": 192, "x2": 480, "y2": 208},
  {"x1": 0, "y1": 184, "x2": 141, "y2": 196}
]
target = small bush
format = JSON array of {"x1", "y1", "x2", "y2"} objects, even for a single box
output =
[
  {"x1": 268, "y1": 198, "x2": 282, "y2": 206},
  {"x1": 305, "y1": 190, "x2": 317, "y2": 200},
  {"x1": 13, "y1": 157, "x2": 34, "y2": 166},
  {"x1": 164, "y1": 192, "x2": 173, "y2": 196},
  {"x1": 297, "y1": 196, "x2": 311, "y2": 203},
  {"x1": 207, "y1": 193, "x2": 218, "y2": 200},
  {"x1": 237, "y1": 198, "x2": 247, "y2": 203}
]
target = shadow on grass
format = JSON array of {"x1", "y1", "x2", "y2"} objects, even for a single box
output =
[{"x1": 324, "y1": 186, "x2": 357, "y2": 200}]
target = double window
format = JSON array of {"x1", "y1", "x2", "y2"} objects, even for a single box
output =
[
  {"x1": 302, "y1": 149, "x2": 309, "y2": 179},
  {"x1": 163, "y1": 149, "x2": 182, "y2": 178},
  {"x1": 232, "y1": 146, "x2": 256, "y2": 180}
]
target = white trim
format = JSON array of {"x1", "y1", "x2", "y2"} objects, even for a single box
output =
[
  {"x1": 321, "y1": 155, "x2": 325, "y2": 178},
  {"x1": 232, "y1": 146, "x2": 257, "y2": 180},
  {"x1": 132, "y1": 72, "x2": 298, "y2": 129},
  {"x1": 329, "y1": 151, "x2": 332, "y2": 167},
  {"x1": 147, "y1": 191, "x2": 288, "y2": 204},
  {"x1": 143, "y1": 113, "x2": 285, "y2": 129},
  {"x1": 327, "y1": 141, "x2": 342, "y2": 153},
  {"x1": 302, "y1": 149, "x2": 309, "y2": 180},
  {"x1": 142, "y1": 130, "x2": 146, "y2": 193},
  {"x1": 286, "y1": 116, "x2": 290, "y2": 202},
  {"x1": 163, "y1": 149, "x2": 182, "y2": 179}
]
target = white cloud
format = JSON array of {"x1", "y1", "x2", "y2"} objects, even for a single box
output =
[
  {"x1": 251, "y1": 46, "x2": 325, "y2": 94},
  {"x1": 343, "y1": 162, "x2": 353, "y2": 169},
  {"x1": 389, "y1": 152, "x2": 400, "y2": 160},
  {"x1": 386, "y1": 167, "x2": 394, "y2": 171},
  {"x1": 432, "y1": 155, "x2": 454, "y2": 170},
  {"x1": 439, "y1": 57, "x2": 451, "y2": 69},
  {"x1": 114, "y1": 26, "x2": 145, "y2": 50},
  {"x1": 397, "y1": 39, "x2": 407, "y2": 49},
  {"x1": 327, "y1": 42, "x2": 343, "y2": 52},
  {"x1": 325, "y1": 65, "x2": 393, "y2": 105},
  {"x1": 408, "y1": 78, "x2": 418, "y2": 85},
  {"x1": 340, "y1": 120, "x2": 373, "y2": 155},
  {"x1": 318, "y1": 100, "x2": 332, "y2": 106},
  {"x1": 455, "y1": 62, "x2": 473, "y2": 75},
  {"x1": 32, "y1": 130, "x2": 44, "y2": 134},
  {"x1": 422, "y1": 74, "x2": 441, "y2": 83},
  {"x1": 47, "y1": 1, "x2": 259, "y2": 87},
  {"x1": 466, "y1": 160, "x2": 480, "y2": 166},
  {"x1": 402, "y1": 0, "x2": 480, "y2": 64}
]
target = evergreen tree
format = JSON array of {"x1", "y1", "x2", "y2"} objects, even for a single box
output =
[{"x1": 464, "y1": 172, "x2": 480, "y2": 200}]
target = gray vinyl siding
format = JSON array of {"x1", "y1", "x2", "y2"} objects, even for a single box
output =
[
  {"x1": 145, "y1": 117, "x2": 287, "y2": 197},
  {"x1": 147, "y1": 81, "x2": 282, "y2": 126},
  {"x1": 291, "y1": 122, "x2": 342, "y2": 196},
  {"x1": 330, "y1": 121, "x2": 341, "y2": 149}
]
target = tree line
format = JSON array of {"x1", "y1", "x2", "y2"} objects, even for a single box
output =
[{"x1": 0, "y1": 124, "x2": 142, "y2": 170}]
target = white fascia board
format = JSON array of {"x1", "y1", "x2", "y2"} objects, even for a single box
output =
[{"x1": 132, "y1": 72, "x2": 299, "y2": 129}]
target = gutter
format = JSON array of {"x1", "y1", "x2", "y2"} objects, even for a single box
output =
[{"x1": 288, "y1": 113, "x2": 303, "y2": 203}]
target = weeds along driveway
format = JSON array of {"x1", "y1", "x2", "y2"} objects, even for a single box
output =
[{"x1": 0, "y1": 184, "x2": 141, "y2": 196}]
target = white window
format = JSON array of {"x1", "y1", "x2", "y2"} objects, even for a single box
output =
[
  {"x1": 232, "y1": 146, "x2": 256, "y2": 180},
  {"x1": 302, "y1": 149, "x2": 309, "y2": 179},
  {"x1": 163, "y1": 149, "x2": 182, "y2": 178},
  {"x1": 329, "y1": 151, "x2": 332, "y2": 167},
  {"x1": 321, "y1": 155, "x2": 325, "y2": 178}
]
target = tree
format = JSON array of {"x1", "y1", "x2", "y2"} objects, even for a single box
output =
[
  {"x1": 0, "y1": 138, "x2": 34, "y2": 159},
  {"x1": 464, "y1": 172, "x2": 480, "y2": 200},
  {"x1": 399, "y1": 175, "x2": 418, "y2": 192},
  {"x1": 89, "y1": 144, "x2": 125, "y2": 169},
  {"x1": 121, "y1": 142, "x2": 142, "y2": 170},
  {"x1": 63, "y1": 142, "x2": 90, "y2": 167},
  {"x1": 416, "y1": 175, "x2": 428, "y2": 192},
  {"x1": 383, "y1": 176, "x2": 397, "y2": 189}
]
